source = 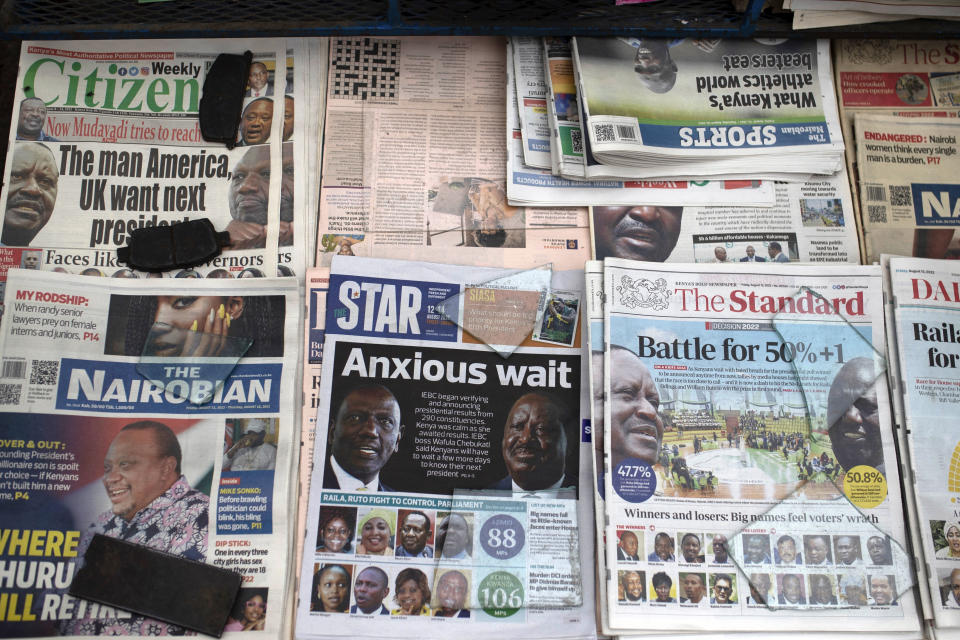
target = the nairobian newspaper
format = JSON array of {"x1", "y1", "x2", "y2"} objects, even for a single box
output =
[
  {"x1": 0, "y1": 39, "x2": 300, "y2": 287},
  {"x1": 315, "y1": 36, "x2": 589, "y2": 268},
  {"x1": 506, "y1": 39, "x2": 778, "y2": 210},
  {"x1": 0, "y1": 270, "x2": 300, "y2": 639},
  {"x1": 888, "y1": 255, "x2": 960, "y2": 632},
  {"x1": 601, "y1": 260, "x2": 919, "y2": 634},
  {"x1": 294, "y1": 256, "x2": 595, "y2": 639},
  {"x1": 571, "y1": 38, "x2": 845, "y2": 179},
  {"x1": 854, "y1": 114, "x2": 960, "y2": 264},
  {"x1": 587, "y1": 166, "x2": 861, "y2": 265}
]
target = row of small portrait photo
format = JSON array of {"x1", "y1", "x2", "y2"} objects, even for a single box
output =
[
  {"x1": 618, "y1": 529, "x2": 895, "y2": 567},
  {"x1": 316, "y1": 505, "x2": 473, "y2": 560},
  {"x1": 309, "y1": 563, "x2": 473, "y2": 618},
  {"x1": 618, "y1": 570, "x2": 900, "y2": 608}
]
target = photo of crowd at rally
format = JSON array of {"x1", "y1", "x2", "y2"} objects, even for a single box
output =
[{"x1": 649, "y1": 389, "x2": 847, "y2": 501}]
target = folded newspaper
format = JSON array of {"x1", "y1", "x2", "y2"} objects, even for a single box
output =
[
  {"x1": 0, "y1": 270, "x2": 300, "y2": 639},
  {"x1": 294, "y1": 256, "x2": 596, "y2": 639},
  {"x1": 572, "y1": 38, "x2": 845, "y2": 179},
  {"x1": 600, "y1": 260, "x2": 920, "y2": 634}
]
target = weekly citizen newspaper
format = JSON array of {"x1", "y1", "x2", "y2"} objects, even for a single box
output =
[
  {"x1": 888, "y1": 256, "x2": 960, "y2": 629},
  {"x1": 0, "y1": 270, "x2": 300, "y2": 638},
  {"x1": 1, "y1": 38, "x2": 294, "y2": 283},
  {"x1": 601, "y1": 260, "x2": 919, "y2": 633},
  {"x1": 854, "y1": 114, "x2": 960, "y2": 264},
  {"x1": 316, "y1": 36, "x2": 589, "y2": 268},
  {"x1": 295, "y1": 256, "x2": 595, "y2": 639},
  {"x1": 587, "y1": 166, "x2": 861, "y2": 265},
  {"x1": 506, "y1": 39, "x2": 778, "y2": 209},
  {"x1": 572, "y1": 38, "x2": 844, "y2": 179}
]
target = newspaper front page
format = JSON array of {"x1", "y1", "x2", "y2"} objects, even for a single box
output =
[
  {"x1": 888, "y1": 255, "x2": 960, "y2": 630},
  {"x1": 854, "y1": 114, "x2": 960, "y2": 263},
  {"x1": 0, "y1": 270, "x2": 300, "y2": 638},
  {"x1": 571, "y1": 38, "x2": 844, "y2": 178},
  {"x1": 506, "y1": 41, "x2": 777, "y2": 210},
  {"x1": 601, "y1": 260, "x2": 918, "y2": 633},
  {"x1": 1, "y1": 40, "x2": 296, "y2": 285},
  {"x1": 316, "y1": 37, "x2": 589, "y2": 269},
  {"x1": 588, "y1": 168, "x2": 861, "y2": 265},
  {"x1": 294, "y1": 256, "x2": 595, "y2": 639}
]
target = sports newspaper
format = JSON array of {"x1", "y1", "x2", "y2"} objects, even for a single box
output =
[
  {"x1": 601, "y1": 260, "x2": 919, "y2": 633},
  {"x1": 888, "y1": 255, "x2": 960, "y2": 631},
  {"x1": 1, "y1": 39, "x2": 299, "y2": 283},
  {"x1": 0, "y1": 270, "x2": 301, "y2": 639},
  {"x1": 294, "y1": 256, "x2": 596, "y2": 639}
]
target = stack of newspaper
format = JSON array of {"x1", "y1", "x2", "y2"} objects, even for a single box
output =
[
  {"x1": 786, "y1": 0, "x2": 960, "y2": 30},
  {"x1": 571, "y1": 38, "x2": 846, "y2": 181},
  {"x1": 589, "y1": 258, "x2": 923, "y2": 637}
]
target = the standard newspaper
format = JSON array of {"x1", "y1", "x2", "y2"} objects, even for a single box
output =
[
  {"x1": 315, "y1": 36, "x2": 589, "y2": 268},
  {"x1": 0, "y1": 270, "x2": 300, "y2": 639},
  {"x1": 506, "y1": 40, "x2": 778, "y2": 209},
  {"x1": 571, "y1": 38, "x2": 845, "y2": 180},
  {"x1": 887, "y1": 255, "x2": 960, "y2": 631},
  {"x1": 294, "y1": 256, "x2": 596, "y2": 639},
  {"x1": 0, "y1": 39, "x2": 305, "y2": 284},
  {"x1": 601, "y1": 260, "x2": 919, "y2": 633},
  {"x1": 854, "y1": 114, "x2": 960, "y2": 264},
  {"x1": 588, "y1": 168, "x2": 862, "y2": 265}
]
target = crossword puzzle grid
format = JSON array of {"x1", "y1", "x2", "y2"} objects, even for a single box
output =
[{"x1": 331, "y1": 38, "x2": 400, "y2": 100}]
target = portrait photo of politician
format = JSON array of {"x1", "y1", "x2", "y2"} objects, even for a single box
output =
[
  {"x1": 316, "y1": 505, "x2": 356, "y2": 554},
  {"x1": 489, "y1": 391, "x2": 577, "y2": 492},
  {"x1": 745, "y1": 573, "x2": 771, "y2": 605},
  {"x1": 774, "y1": 534, "x2": 801, "y2": 565},
  {"x1": 608, "y1": 345, "x2": 665, "y2": 471},
  {"x1": 311, "y1": 563, "x2": 352, "y2": 613},
  {"x1": 709, "y1": 534, "x2": 729, "y2": 564},
  {"x1": 651, "y1": 572, "x2": 676, "y2": 603},
  {"x1": 679, "y1": 572, "x2": 706, "y2": 604},
  {"x1": 679, "y1": 532, "x2": 705, "y2": 564},
  {"x1": 227, "y1": 145, "x2": 271, "y2": 250},
  {"x1": 592, "y1": 206, "x2": 683, "y2": 263},
  {"x1": 617, "y1": 530, "x2": 642, "y2": 562},
  {"x1": 3, "y1": 142, "x2": 58, "y2": 247},
  {"x1": 433, "y1": 569, "x2": 471, "y2": 618},
  {"x1": 777, "y1": 573, "x2": 806, "y2": 606},
  {"x1": 710, "y1": 573, "x2": 736, "y2": 605},
  {"x1": 355, "y1": 508, "x2": 396, "y2": 556},
  {"x1": 827, "y1": 357, "x2": 884, "y2": 475},
  {"x1": 436, "y1": 512, "x2": 473, "y2": 560},
  {"x1": 245, "y1": 62, "x2": 274, "y2": 98},
  {"x1": 742, "y1": 534, "x2": 772, "y2": 565},
  {"x1": 834, "y1": 534, "x2": 863, "y2": 566},
  {"x1": 804, "y1": 534, "x2": 833, "y2": 566},
  {"x1": 223, "y1": 417, "x2": 278, "y2": 471},
  {"x1": 648, "y1": 532, "x2": 676, "y2": 562},
  {"x1": 395, "y1": 509, "x2": 435, "y2": 558},
  {"x1": 808, "y1": 574, "x2": 837, "y2": 606},
  {"x1": 619, "y1": 570, "x2": 646, "y2": 603},
  {"x1": 16, "y1": 97, "x2": 57, "y2": 141},
  {"x1": 61, "y1": 420, "x2": 211, "y2": 635},
  {"x1": 933, "y1": 521, "x2": 960, "y2": 560},
  {"x1": 870, "y1": 574, "x2": 898, "y2": 606},
  {"x1": 392, "y1": 568, "x2": 432, "y2": 616},
  {"x1": 323, "y1": 383, "x2": 404, "y2": 492},
  {"x1": 351, "y1": 566, "x2": 392, "y2": 614},
  {"x1": 105, "y1": 293, "x2": 286, "y2": 358},
  {"x1": 238, "y1": 97, "x2": 273, "y2": 145}
]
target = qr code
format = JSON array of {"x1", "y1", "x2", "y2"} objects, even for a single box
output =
[
  {"x1": 570, "y1": 128, "x2": 583, "y2": 154},
  {"x1": 331, "y1": 38, "x2": 400, "y2": 101},
  {"x1": 30, "y1": 360, "x2": 59, "y2": 386},
  {"x1": 0, "y1": 383, "x2": 21, "y2": 405},
  {"x1": 890, "y1": 185, "x2": 912, "y2": 207},
  {"x1": 594, "y1": 124, "x2": 615, "y2": 142},
  {"x1": 868, "y1": 205, "x2": 888, "y2": 223}
]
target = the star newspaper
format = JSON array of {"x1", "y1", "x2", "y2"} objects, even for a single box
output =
[
  {"x1": 854, "y1": 114, "x2": 960, "y2": 264},
  {"x1": 0, "y1": 270, "x2": 301, "y2": 638},
  {"x1": 506, "y1": 38, "x2": 778, "y2": 209},
  {"x1": 887, "y1": 255, "x2": 960, "y2": 632},
  {"x1": 599, "y1": 260, "x2": 920, "y2": 634},
  {"x1": 1, "y1": 37, "x2": 318, "y2": 285},
  {"x1": 315, "y1": 36, "x2": 589, "y2": 267},
  {"x1": 571, "y1": 38, "x2": 845, "y2": 180},
  {"x1": 294, "y1": 256, "x2": 596, "y2": 639}
]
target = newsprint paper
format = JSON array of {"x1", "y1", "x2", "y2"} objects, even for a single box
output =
[
  {"x1": 855, "y1": 114, "x2": 960, "y2": 264},
  {"x1": 295, "y1": 256, "x2": 595, "y2": 640},
  {"x1": 1, "y1": 39, "x2": 297, "y2": 286},
  {"x1": 888, "y1": 256, "x2": 960, "y2": 631},
  {"x1": 0, "y1": 270, "x2": 301, "y2": 639},
  {"x1": 601, "y1": 260, "x2": 919, "y2": 634}
]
